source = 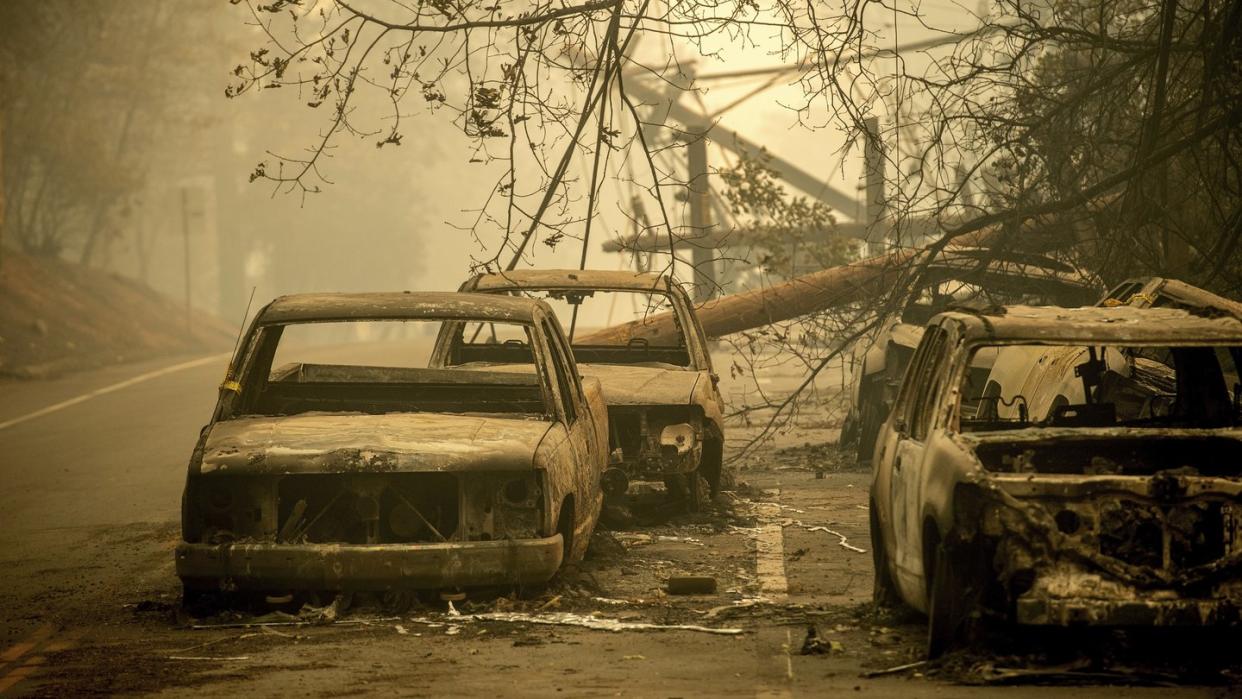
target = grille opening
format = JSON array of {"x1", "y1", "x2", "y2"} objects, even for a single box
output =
[
  {"x1": 1099, "y1": 500, "x2": 1163, "y2": 568},
  {"x1": 1095, "y1": 499, "x2": 1232, "y2": 570},
  {"x1": 278, "y1": 474, "x2": 459, "y2": 544},
  {"x1": 1169, "y1": 502, "x2": 1227, "y2": 568},
  {"x1": 609, "y1": 410, "x2": 644, "y2": 458}
]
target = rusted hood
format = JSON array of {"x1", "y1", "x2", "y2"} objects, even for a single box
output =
[
  {"x1": 578, "y1": 363, "x2": 700, "y2": 406},
  {"x1": 198, "y1": 412, "x2": 552, "y2": 475}
]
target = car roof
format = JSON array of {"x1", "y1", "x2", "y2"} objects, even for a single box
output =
[
  {"x1": 1109, "y1": 277, "x2": 1242, "y2": 316},
  {"x1": 937, "y1": 304, "x2": 1242, "y2": 345},
  {"x1": 470, "y1": 269, "x2": 670, "y2": 292},
  {"x1": 256, "y1": 291, "x2": 544, "y2": 324}
]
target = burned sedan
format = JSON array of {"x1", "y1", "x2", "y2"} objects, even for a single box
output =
[
  {"x1": 449, "y1": 270, "x2": 725, "y2": 510},
  {"x1": 869, "y1": 305, "x2": 1242, "y2": 657},
  {"x1": 176, "y1": 292, "x2": 606, "y2": 603}
]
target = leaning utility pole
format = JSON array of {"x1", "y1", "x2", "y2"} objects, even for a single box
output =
[
  {"x1": 687, "y1": 128, "x2": 716, "y2": 301},
  {"x1": 0, "y1": 113, "x2": 6, "y2": 272},
  {"x1": 181, "y1": 187, "x2": 193, "y2": 339},
  {"x1": 579, "y1": 225, "x2": 1015, "y2": 343}
]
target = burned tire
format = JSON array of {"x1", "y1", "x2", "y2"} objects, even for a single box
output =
[
  {"x1": 701, "y1": 439, "x2": 723, "y2": 500},
  {"x1": 856, "y1": 393, "x2": 885, "y2": 463},
  {"x1": 687, "y1": 470, "x2": 705, "y2": 512},
  {"x1": 181, "y1": 583, "x2": 225, "y2": 616},
  {"x1": 664, "y1": 472, "x2": 707, "y2": 512},
  {"x1": 839, "y1": 409, "x2": 860, "y2": 448},
  {"x1": 869, "y1": 506, "x2": 901, "y2": 609},
  {"x1": 926, "y1": 543, "x2": 968, "y2": 659}
]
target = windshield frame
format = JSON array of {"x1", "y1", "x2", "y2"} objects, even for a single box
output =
[
  {"x1": 472, "y1": 283, "x2": 710, "y2": 370},
  {"x1": 949, "y1": 337, "x2": 1242, "y2": 434},
  {"x1": 222, "y1": 314, "x2": 556, "y2": 421}
]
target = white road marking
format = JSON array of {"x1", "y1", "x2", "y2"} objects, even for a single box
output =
[
  {"x1": 753, "y1": 493, "x2": 794, "y2": 699},
  {"x1": 753, "y1": 496, "x2": 789, "y2": 601},
  {"x1": 784, "y1": 628, "x2": 794, "y2": 680},
  {"x1": 0, "y1": 353, "x2": 230, "y2": 432}
]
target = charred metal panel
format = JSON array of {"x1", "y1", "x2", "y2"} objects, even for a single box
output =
[
  {"x1": 198, "y1": 413, "x2": 552, "y2": 476},
  {"x1": 256, "y1": 291, "x2": 541, "y2": 324}
]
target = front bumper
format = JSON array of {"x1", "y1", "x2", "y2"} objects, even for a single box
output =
[
  {"x1": 176, "y1": 535, "x2": 563, "y2": 590},
  {"x1": 1016, "y1": 596, "x2": 1242, "y2": 626}
]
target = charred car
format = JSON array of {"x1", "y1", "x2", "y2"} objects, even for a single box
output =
[
  {"x1": 450, "y1": 270, "x2": 724, "y2": 510},
  {"x1": 869, "y1": 304, "x2": 1242, "y2": 657},
  {"x1": 176, "y1": 292, "x2": 607, "y2": 603},
  {"x1": 842, "y1": 248, "x2": 1097, "y2": 461}
]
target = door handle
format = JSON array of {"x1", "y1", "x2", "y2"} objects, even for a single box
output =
[{"x1": 894, "y1": 456, "x2": 903, "y2": 471}]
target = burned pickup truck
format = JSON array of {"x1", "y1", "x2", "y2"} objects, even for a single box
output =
[
  {"x1": 449, "y1": 270, "x2": 725, "y2": 510},
  {"x1": 176, "y1": 292, "x2": 606, "y2": 604},
  {"x1": 869, "y1": 304, "x2": 1242, "y2": 657}
]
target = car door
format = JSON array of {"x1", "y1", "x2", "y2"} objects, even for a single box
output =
[
  {"x1": 538, "y1": 317, "x2": 602, "y2": 522},
  {"x1": 888, "y1": 325, "x2": 950, "y2": 592},
  {"x1": 674, "y1": 281, "x2": 725, "y2": 417}
]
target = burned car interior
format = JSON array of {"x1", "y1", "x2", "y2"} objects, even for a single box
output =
[
  {"x1": 507, "y1": 288, "x2": 695, "y2": 367},
  {"x1": 256, "y1": 364, "x2": 548, "y2": 417},
  {"x1": 231, "y1": 319, "x2": 551, "y2": 418},
  {"x1": 959, "y1": 343, "x2": 1242, "y2": 433}
]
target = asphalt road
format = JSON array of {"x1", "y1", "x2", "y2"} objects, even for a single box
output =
[{"x1": 0, "y1": 354, "x2": 1235, "y2": 697}]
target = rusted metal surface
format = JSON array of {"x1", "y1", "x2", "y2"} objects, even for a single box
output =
[
  {"x1": 255, "y1": 291, "x2": 541, "y2": 324},
  {"x1": 948, "y1": 304, "x2": 1242, "y2": 343},
  {"x1": 178, "y1": 292, "x2": 606, "y2": 595},
  {"x1": 869, "y1": 303, "x2": 1242, "y2": 655},
  {"x1": 176, "y1": 536, "x2": 565, "y2": 591},
  {"x1": 197, "y1": 412, "x2": 554, "y2": 475},
  {"x1": 578, "y1": 363, "x2": 701, "y2": 406},
  {"x1": 456, "y1": 270, "x2": 727, "y2": 504}
]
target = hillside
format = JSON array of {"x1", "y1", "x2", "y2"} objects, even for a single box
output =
[{"x1": 0, "y1": 251, "x2": 236, "y2": 379}]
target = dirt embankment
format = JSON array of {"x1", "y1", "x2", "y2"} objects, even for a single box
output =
[{"x1": 0, "y1": 251, "x2": 236, "y2": 378}]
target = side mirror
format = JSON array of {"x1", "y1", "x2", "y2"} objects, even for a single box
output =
[
  {"x1": 710, "y1": 372, "x2": 720, "y2": 387},
  {"x1": 892, "y1": 417, "x2": 907, "y2": 433}
]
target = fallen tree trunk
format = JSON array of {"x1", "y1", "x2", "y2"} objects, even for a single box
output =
[
  {"x1": 579, "y1": 245, "x2": 927, "y2": 343},
  {"x1": 578, "y1": 223, "x2": 1056, "y2": 343}
]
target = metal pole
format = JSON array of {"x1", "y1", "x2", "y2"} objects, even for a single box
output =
[
  {"x1": 0, "y1": 113, "x2": 5, "y2": 272},
  {"x1": 181, "y1": 187, "x2": 192, "y2": 339},
  {"x1": 863, "y1": 116, "x2": 886, "y2": 244},
  {"x1": 688, "y1": 128, "x2": 716, "y2": 301}
]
